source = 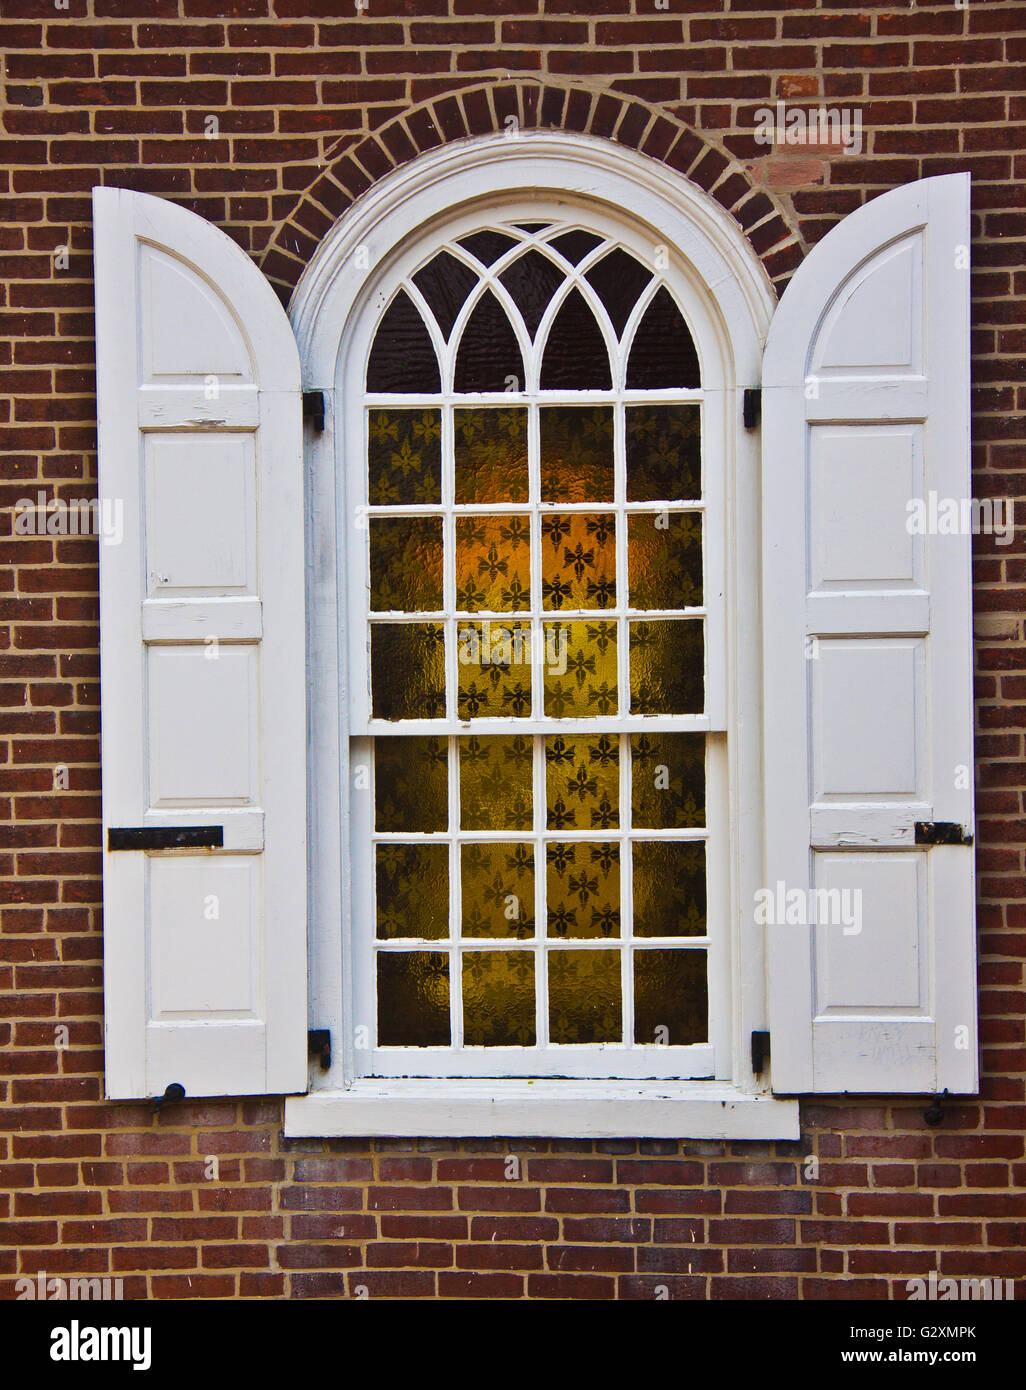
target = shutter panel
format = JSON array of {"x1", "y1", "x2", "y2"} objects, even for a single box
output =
[
  {"x1": 94, "y1": 187, "x2": 307, "y2": 1098},
  {"x1": 762, "y1": 174, "x2": 976, "y2": 1094}
]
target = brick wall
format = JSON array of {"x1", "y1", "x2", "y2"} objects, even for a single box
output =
[{"x1": 2, "y1": 1, "x2": 1025, "y2": 1300}]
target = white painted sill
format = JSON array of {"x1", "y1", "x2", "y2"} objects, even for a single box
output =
[{"x1": 284, "y1": 1081, "x2": 800, "y2": 1140}]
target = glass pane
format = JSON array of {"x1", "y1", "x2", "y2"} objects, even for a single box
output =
[
  {"x1": 545, "y1": 734, "x2": 619, "y2": 831},
  {"x1": 540, "y1": 287, "x2": 612, "y2": 390},
  {"x1": 375, "y1": 843, "x2": 448, "y2": 939},
  {"x1": 368, "y1": 408, "x2": 441, "y2": 506},
  {"x1": 369, "y1": 516, "x2": 443, "y2": 612},
  {"x1": 549, "y1": 949, "x2": 621, "y2": 1042},
  {"x1": 412, "y1": 250, "x2": 478, "y2": 340},
  {"x1": 625, "y1": 404, "x2": 701, "y2": 502},
  {"x1": 627, "y1": 512, "x2": 702, "y2": 609},
  {"x1": 542, "y1": 513, "x2": 615, "y2": 611},
  {"x1": 461, "y1": 843, "x2": 535, "y2": 939},
  {"x1": 548, "y1": 229, "x2": 603, "y2": 265},
  {"x1": 629, "y1": 619, "x2": 704, "y2": 716},
  {"x1": 463, "y1": 951, "x2": 536, "y2": 1046},
  {"x1": 630, "y1": 732, "x2": 705, "y2": 829},
  {"x1": 626, "y1": 286, "x2": 700, "y2": 389},
  {"x1": 632, "y1": 842, "x2": 706, "y2": 937},
  {"x1": 459, "y1": 734, "x2": 532, "y2": 831},
  {"x1": 634, "y1": 948, "x2": 707, "y2": 1045},
  {"x1": 543, "y1": 621, "x2": 617, "y2": 718},
  {"x1": 584, "y1": 247, "x2": 652, "y2": 338},
  {"x1": 539, "y1": 405, "x2": 614, "y2": 503},
  {"x1": 457, "y1": 621, "x2": 532, "y2": 719},
  {"x1": 454, "y1": 407, "x2": 528, "y2": 504},
  {"x1": 367, "y1": 289, "x2": 441, "y2": 393},
  {"x1": 371, "y1": 622, "x2": 446, "y2": 720},
  {"x1": 377, "y1": 952, "x2": 449, "y2": 1046},
  {"x1": 546, "y1": 841, "x2": 620, "y2": 939},
  {"x1": 498, "y1": 248, "x2": 565, "y2": 338},
  {"x1": 454, "y1": 289, "x2": 525, "y2": 393},
  {"x1": 458, "y1": 229, "x2": 518, "y2": 266},
  {"x1": 374, "y1": 735, "x2": 448, "y2": 832},
  {"x1": 455, "y1": 515, "x2": 530, "y2": 613}
]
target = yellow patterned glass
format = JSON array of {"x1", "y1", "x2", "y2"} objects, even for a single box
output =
[
  {"x1": 369, "y1": 516, "x2": 443, "y2": 612},
  {"x1": 629, "y1": 619, "x2": 703, "y2": 715},
  {"x1": 545, "y1": 734, "x2": 618, "y2": 831},
  {"x1": 543, "y1": 621, "x2": 617, "y2": 718},
  {"x1": 456, "y1": 621, "x2": 532, "y2": 719},
  {"x1": 627, "y1": 512, "x2": 702, "y2": 610},
  {"x1": 459, "y1": 735, "x2": 532, "y2": 831},
  {"x1": 625, "y1": 404, "x2": 701, "y2": 502},
  {"x1": 371, "y1": 622, "x2": 446, "y2": 719},
  {"x1": 463, "y1": 951, "x2": 536, "y2": 1046},
  {"x1": 375, "y1": 843, "x2": 449, "y2": 940},
  {"x1": 455, "y1": 515, "x2": 531, "y2": 612},
  {"x1": 632, "y1": 842, "x2": 706, "y2": 937},
  {"x1": 546, "y1": 841, "x2": 620, "y2": 939},
  {"x1": 461, "y1": 843, "x2": 535, "y2": 939},
  {"x1": 374, "y1": 736, "x2": 447, "y2": 833},
  {"x1": 634, "y1": 948, "x2": 707, "y2": 1045},
  {"x1": 541, "y1": 513, "x2": 615, "y2": 611},
  {"x1": 368, "y1": 408, "x2": 441, "y2": 505},
  {"x1": 454, "y1": 407, "x2": 528, "y2": 503},
  {"x1": 377, "y1": 952, "x2": 450, "y2": 1046},
  {"x1": 630, "y1": 732, "x2": 705, "y2": 829},
  {"x1": 539, "y1": 406, "x2": 614, "y2": 503},
  {"x1": 549, "y1": 950, "x2": 621, "y2": 1043}
]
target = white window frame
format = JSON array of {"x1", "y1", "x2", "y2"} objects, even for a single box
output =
[{"x1": 285, "y1": 132, "x2": 799, "y2": 1138}]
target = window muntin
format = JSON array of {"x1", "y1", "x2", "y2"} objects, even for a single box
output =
[{"x1": 347, "y1": 209, "x2": 728, "y2": 1080}]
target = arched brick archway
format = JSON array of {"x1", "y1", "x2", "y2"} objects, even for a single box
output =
[{"x1": 261, "y1": 80, "x2": 803, "y2": 302}]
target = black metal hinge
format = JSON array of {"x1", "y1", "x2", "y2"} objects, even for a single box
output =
[
  {"x1": 914, "y1": 821, "x2": 974, "y2": 847},
  {"x1": 108, "y1": 826, "x2": 223, "y2": 851},
  {"x1": 303, "y1": 389, "x2": 325, "y2": 432},
  {"x1": 743, "y1": 387, "x2": 761, "y2": 430},
  {"x1": 751, "y1": 1030, "x2": 770, "y2": 1075},
  {"x1": 308, "y1": 1029, "x2": 331, "y2": 1071}
]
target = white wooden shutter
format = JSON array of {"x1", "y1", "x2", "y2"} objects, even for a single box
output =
[
  {"x1": 762, "y1": 174, "x2": 976, "y2": 1094},
  {"x1": 94, "y1": 187, "x2": 307, "y2": 1099}
]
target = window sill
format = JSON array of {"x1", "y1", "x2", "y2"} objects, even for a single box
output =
[{"x1": 284, "y1": 1080, "x2": 800, "y2": 1140}]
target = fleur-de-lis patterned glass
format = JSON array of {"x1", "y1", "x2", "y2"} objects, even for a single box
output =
[{"x1": 364, "y1": 216, "x2": 710, "y2": 1066}]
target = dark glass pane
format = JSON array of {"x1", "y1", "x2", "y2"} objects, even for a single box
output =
[
  {"x1": 626, "y1": 286, "x2": 700, "y2": 389},
  {"x1": 498, "y1": 249, "x2": 565, "y2": 339},
  {"x1": 412, "y1": 250, "x2": 479, "y2": 341},
  {"x1": 545, "y1": 734, "x2": 619, "y2": 832},
  {"x1": 542, "y1": 513, "x2": 615, "y2": 611},
  {"x1": 377, "y1": 951, "x2": 449, "y2": 1046},
  {"x1": 549, "y1": 229, "x2": 603, "y2": 265},
  {"x1": 514, "y1": 222, "x2": 550, "y2": 232},
  {"x1": 455, "y1": 514, "x2": 530, "y2": 612},
  {"x1": 367, "y1": 289, "x2": 440, "y2": 393},
  {"x1": 454, "y1": 407, "x2": 528, "y2": 503},
  {"x1": 549, "y1": 949, "x2": 621, "y2": 1043},
  {"x1": 376, "y1": 843, "x2": 449, "y2": 939},
  {"x1": 456, "y1": 621, "x2": 532, "y2": 719},
  {"x1": 461, "y1": 843, "x2": 535, "y2": 939},
  {"x1": 454, "y1": 289, "x2": 525, "y2": 393},
  {"x1": 368, "y1": 408, "x2": 441, "y2": 505},
  {"x1": 540, "y1": 288, "x2": 611, "y2": 390},
  {"x1": 547, "y1": 841, "x2": 620, "y2": 940},
  {"x1": 374, "y1": 736, "x2": 448, "y2": 832},
  {"x1": 629, "y1": 619, "x2": 704, "y2": 716},
  {"x1": 634, "y1": 948, "x2": 707, "y2": 1045},
  {"x1": 459, "y1": 735, "x2": 533, "y2": 831},
  {"x1": 584, "y1": 247, "x2": 653, "y2": 338},
  {"x1": 630, "y1": 732, "x2": 705, "y2": 829},
  {"x1": 371, "y1": 622, "x2": 446, "y2": 719},
  {"x1": 543, "y1": 621, "x2": 617, "y2": 719},
  {"x1": 369, "y1": 516, "x2": 443, "y2": 612},
  {"x1": 540, "y1": 406, "x2": 614, "y2": 503},
  {"x1": 632, "y1": 842, "x2": 706, "y2": 937},
  {"x1": 626, "y1": 404, "x2": 701, "y2": 502},
  {"x1": 458, "y1": 230, "x2": 518, "y2": 266},
  {"x1": 628, "y1": 512, "x2": 703, "y2": 609},
  {"x1": 463, "y1": 952, "x2": 536, "y2": 1046}
]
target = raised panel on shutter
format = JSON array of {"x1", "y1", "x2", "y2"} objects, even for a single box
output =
[
  {"x1": 762, "y1": 174, "x2": 977, "y2": 1095},
  {"x1": 94, "y1": 187, "x2": 307, "y2": 1099}
]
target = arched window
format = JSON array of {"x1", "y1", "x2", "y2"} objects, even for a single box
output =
[{"x1": 349, "y1": 208, "x2": 721, "y2": 1077}]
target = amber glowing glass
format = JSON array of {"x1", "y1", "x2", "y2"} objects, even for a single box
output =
[
  {"x1": 632, "y1": 841, "x2": 706, "y2": 937},
  {"x1": 461, "y1": 842, "x2": 535, "y2": 939},
  {"x1": 370, "y1": 622, "x2": 446, "y2": 720},
  {"x1": 546, "y1": 842, "x2": 620, "y2": 940},
  {"x1": 375, "y1": 843, "x2": 449, "y2": 940},
  {"x1": 374, "y1": 736, "x2": 448, "y2": 833},
  {"x1": 627, "y1": 512, "x2": 702, "y2": 610},
  {"x1": 625, "y1": 404, "x2": 701, "y2": 502},
  {"x1": 455, "y1": 515, "x2": 531, "y2": 613},
  {"x1": 369, "y1": 516, "x2": 443, "y2": 612},
  {"x1": 454, "y1": 407, "x2": 529, "y2": 504},
  {"x1": 545, "y1": 734, "x2": 619, "y2": 831},
  {"x1": 377, "y1": 952, "x2": 450, "y2": 1046},
  {"x1": 543, "y1": 621, "x2": 618, "y2": 719},
  {"x1": 542, "y1": 513, "x2": 616, "y2": 611},
  {"x1": 634, "y1": 948, "x2": 707, "y2": 1045},
  {"x1": 630, "y1": 732, "x2": 705, "y2": 829},
  {"x1": 459, "y1": 735, "x2": 532, "y2": 831},
  {"x1": 629, "y1": 619, "x2": 704, "y2": 716},
  {"x1": 368, "y1": 408, "x2": 441, "y2": 505},
  {"x1": 539, "y1": 406, "x2": 614, "y2": 504},
  {"x1": 457, "y1": 621, "x2": 533, "y2": 720},
  {"x1": 462, "y1": 951, "x2": 536, "y2": 1046},
  {"x1": 548, "y1": 949, "x2": 622, "y2": 1043}
]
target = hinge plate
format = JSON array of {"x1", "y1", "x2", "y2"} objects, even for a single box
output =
[
  {"x1": 743, "y1": 387, "x2": 761, "y2": 429},
  {"x1": 302, "y1": 389, "x2": 325, "y2": 432},
  {"x1": 751, "y1": 1030, "x2": 770, "y2": 1075},
  {"x1": 308, "y1": 1029, "x2": 331, "y2": 1071}
]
